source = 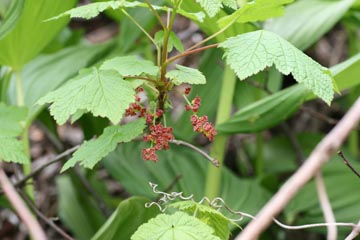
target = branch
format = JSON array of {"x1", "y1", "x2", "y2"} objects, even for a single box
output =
[
  {"x1": 169, "y1": 139, "x2": 220, "y2": 167},
  {"x1": 345, "y1": 220, "x2": 360, "y2": 240},
  {"x1": 18, "y1": 190, "x2": 74, "y2": 240},
  {"x1": 315, "y1": 172, "x2": 337, "y2": 240},
  {"x1": 236, "y1": 97, "x2": 360, "y2": 240},
  {"x1": 337, "y1": 151, "x2": 360, "y2": 178},
  {"x1": 0, "y1": 163, "x2": 46, "y2": 240}
]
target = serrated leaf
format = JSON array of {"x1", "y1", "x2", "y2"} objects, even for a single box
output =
[
  {"x1": 131, "y1": 212, "x2": 221, "y2": 240},
  {"x1": 218, "y1": 0, "x2": 293, "y2": 28},
  {"x1": 0, "y1": 103, "x2": 27, "y2": 137},
  {"x1": 38, "y1": 67, "x2": 135, "y2": 125},
  {"x1": 222, "y1": 0, "x2": 237, "y2": 9},
  {"x1": 61, "y1": 119, "x2": 145, "y2": 172},
  {"x1": 166, "y1": 65, "x2": 206, "y2": 85},
  {"x1": 154, "y1": 31, "x2": 184, "y2": 53},
  {"x1": 170, "y1": 201, "x2": 231, "y2": 240},
  {"x1": 0, "y1": 137, "x2": 28, "y2": 164},
  {"x1": 47, "y1": 1, "x2": 138, "y2": 21},
  {"x1": 219, "y1": 30, "x2": 334, "y2": 104},
  {"x1": 0, "y1": 103, "x2": 28, "y2": 164},
  {"x1": 195, "y1": 0, "x2": 222, "y2": 17},
  {"x1": 101, "y1": 55, "x2": 159, "y2": 76}
]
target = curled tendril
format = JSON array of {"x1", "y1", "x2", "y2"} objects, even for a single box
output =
[{"x1": 145, "y1": 182, "x2": 246, "y2": 221}]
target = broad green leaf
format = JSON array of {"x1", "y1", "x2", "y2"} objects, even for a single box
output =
[
  {"x1": 0, "y1": 0, "x2": 24, "y2": 40},
  {"x1": 62, "y1": 119, "x2": 145, "y2": 172},
  {"x1": 92, "y1": 197, "x2": 160, "y2": 240},
  {"x1": 103, "y1": 142, "x2": 271, "y2": 219},
  {"x1": 48, "y1": 1, "x2": 137, "y2": 21},
  {"x1": 216, "y1": 85, "x2": 308, "y2": 134},
  {"x1": 218, "y1": 0, "x2": 293, "y2": 28},
  {"x1": 166, "y1": 65, "x2": 206, "y2": 85},
  {"x1": 8, "y1": 43, "x2": 113, "y2": 122},
  {"x1": 131, "y1": 212, "x2": 221, "y2": 240},
  {"x1": 264, "y1": 0, "x2": 354, "y2": 51},
  {"x1": 101, "y1": 55, "x2": 159, "y2": 76},
  {"x1": 330, "y1": 52, "x2": 360, "y2": 91},
  {"x1": 154, "y1": 31, "x2": 184, "y2": 53},
  {"x1": 219, "y1": 30, "x2": 334, "y2": 104},
  {"x1": 195, "y1": 0, "x2": 222, "y2": 17},
  {"x1": 38, "y1": 67, "x2": 135, "y2": 125},
  {"x1": 57, "y1": 175, "x2": 106, "y2": 240},
  {"x1": 0, "y1": 103, "x2": 28, "y2": 163},
  {"x1": 0, "y1": 0, "x2": 76, "y2": 69},
  {"x1": 170, "y1": 201, "x2": 232, "y2": 240}
]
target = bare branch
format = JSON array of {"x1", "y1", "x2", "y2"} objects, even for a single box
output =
[
  {"x1": 235, "y1": 97, "x2": 360, "y2": 240},
  {"x1": 0, "y1": 163, "x2": 46, "y2": 240},
  {"x1": 337, "y1": 151, "x2": 360, "y2": 178},
  {"x1": 315, "y1": 172, "x2": 337, "y2": 240},
  {"x1": 19, "y1": 190, "x2": 74, "y2": 240},
  {"x1": 345, "y1": 220, "x2": 360, "y2": 240},
  {"x1": 170, "y1": 139, "x2": 220, "y2": 167}
]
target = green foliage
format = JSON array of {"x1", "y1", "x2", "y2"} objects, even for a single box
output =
[
  {"x1": 218, "y1": 0, "x2": 293, "y2": 27},
  {"x1": 101, "y1": 55, "x2": 159, "y2": 76},
  {"x1": 0, "y1": 0, "x2": 24, "y2": 40},
  {"x1": 154, "y1": 31, "x2": 184, "y2": 53},
  {"x1": 131, "y1": 211, "x2": 221, "y2": 240},
  {"x1": 0, "y1": 103, "x2": 28, "y2": 163},
  {"x1": 0, "y1": 0, "x2": 76, "y2": 69},
  {"x1": 166, "y1": 65, "x2": 206, "y2": 85},
  {"x1": 195, "y1": 0, "x2": 237, "y2": 17},
  {"x1": 170, "y1": 201, "x2": 233, "y2": 240},
  {"x1": 47, "y1": 1, "x2": 136, "y2": 21},
  {"x1": 219, "y1": 30, "x2": 335, "y2": 104},
  {"x1": 62, "y1": 118, "x2": 146, "y2": 171},
  {"x1": 92, "y1": 197, "x2": 160, "y2": 240},
  {"x1": 38, "y1": 67, "x2": 135, "y2": 125}
]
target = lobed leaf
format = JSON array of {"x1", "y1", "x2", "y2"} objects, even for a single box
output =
[
  {"x1": 170, "y1": 201, "x2": 232, "y2": 240},
  {"x1": 47, "y1": 1, "x2": 138, "y2": 21},
  {"x1": 166, "y1": 65, "x2": 206, "y2": 85},
  {"x1": 38, "y1": 67, "x2": 135, "y2": 125},
  {"x1": 131, "y1": 212, "x2": 221, "y2": 240},
  {"x1": 219, "y1": 30, "x2": 334, "y2": 104},
  {"x1": 61, "y1": 118, "x2": 146, "y2": 172},
  {"x1": 101, "y1": 55, "x2": 159, "y2": 77},
  {"x1": 154, "y1": 31, "x2": 184, "y2": 53},
  {"x1": 218, "y1": 0, "x2": 293, "y2": 28},
  {"x1": 0, "y1": 137, "x2": 28, "y2": 164}
]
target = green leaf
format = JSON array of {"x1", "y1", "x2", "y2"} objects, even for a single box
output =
[
  {"x1": 37, "y1": 67, "x2": 135, "y2": 125},
  {"x1": 131, "y1": 212, "x2": 221, "y2": 240},
  {"x1": 166, "y1": 65, "x2": 206, "y2": 85},
  {"x1": 0, "y1": 0, "x2": 77, "y2": 69},
  {"x1": 101, "y1": 55, "x2": 159, "y2": 76},
  {"x1": 61, "y1": 119, "x2": 146, "y2": 172},
  {"x1": 216, "y1": 85, "x2": 308, "y2": 134},
  {"x1": 264, "y1": 0, "x2": 354, "y2": 51},
  {"x1": 219, "y1": 30, "x2": 334, "y2": 104},
  {"x1": 170, "y1": 201, "x2": 232, "y2": 240},
  {"x1": 218, "y1": 0, "x2": 293, "y2": 28},
  {"x1": 195, "y1": 0, "x2": 222, "y2": 17},
  {"x1": 0, "y1": 103, "x2": 28, "y2": 163},
  {"x1": 91, "y1": 197, "x2": 160, "y2": 240},
  {"x1": 0, "y1": 0, "x2": 24, "y2": 40},
  {"x1": 154, "y1": 31, "x2": 184, "y2": 53},
  {"x1": 7, "y1": 43, "x2": 113, "y2": 122},
  {"x1": 48, "y1": 1, "x2": 138, "y2": 21}
]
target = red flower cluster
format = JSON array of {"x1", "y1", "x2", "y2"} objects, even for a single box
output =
[
  {"x1": 125, "y1": 87, "x2": 146, "y2": 117},
  {"x1": 142, "y1": 123, "x2": 174, "y2": 162},
  {"x1": 185, "y1": 96, "x2": 217, "y2": 141}
]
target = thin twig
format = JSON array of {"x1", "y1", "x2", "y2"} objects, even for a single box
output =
[
  {"x1": 73, "y1": 166, "x2": 112, "y2": 217},
  {"x1": 169, "y1": 139, "x2": 220, "y2": 167},
  {"x1": 315, "y1": 172, "x2": 337, "y2": 240},
  {"x1": 18, "y1": 190, "x2": 74, "y2": 240},
  {"x1": 236, "y1": 97, "x2": 360, "y2": 240},
  {"x1": 345, "y1": 220, "x2": 360, "y2": 240},
  {"x1": 337, "y1": 151, "x2": 360, "y2": 178},
  {"x1": 9, "y1": 145, "x2": 80, "y2": 191},
  {"x1": 0, "y1": 163, "x2": 46, "y2": 240}
]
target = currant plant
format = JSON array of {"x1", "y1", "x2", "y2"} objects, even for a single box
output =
[{"x1": 28, "y1": 0, "x2": 340, "y2": 238}]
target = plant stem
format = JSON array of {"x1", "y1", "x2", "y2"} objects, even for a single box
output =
[
  {"x1": 144, "y1": 0, "x2": 166, "y2": 30},
  {"x1": 15, "y1": 71, "x2": 33, "y2": 200},
  {"x1": 204, "y1": 65, "x2": 236, "y2": 199},
  {"x1": 1, "y1": 67, "x2": 12, "y2": 102}
]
